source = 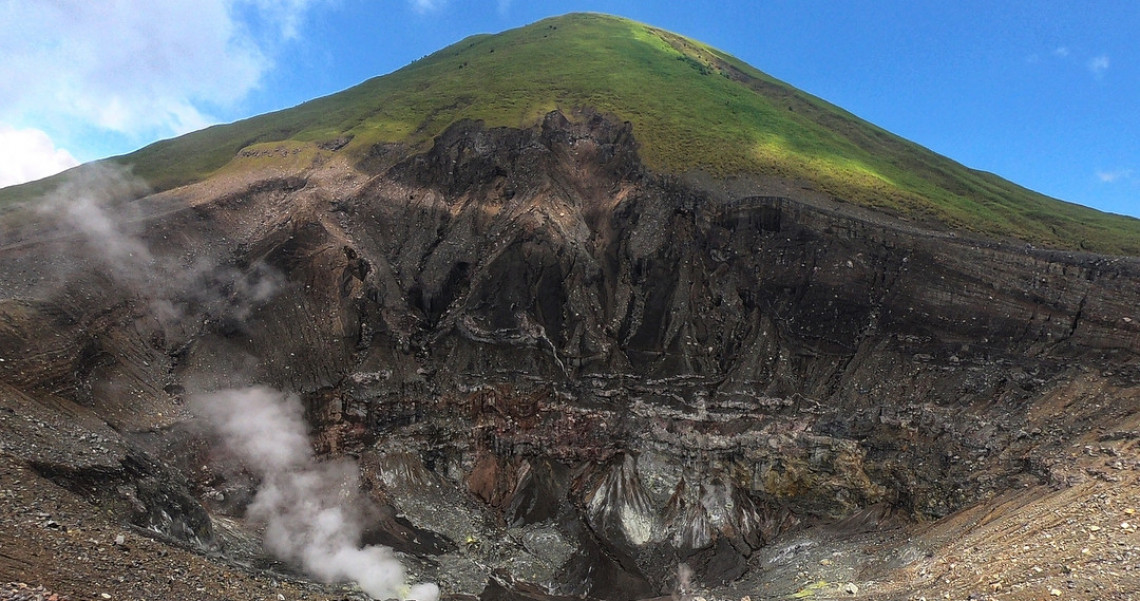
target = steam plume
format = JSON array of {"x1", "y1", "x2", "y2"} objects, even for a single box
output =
[
  {"x1": 673, "y1": 562, "x2": 694, "y2": 601},
  {"x1": 27, "y1": 165, "x2": 437, "y2": 599},
  {"x1": 35, "y1": 164, "x2": 154, "y2": 283},
  {"x1": 31, "y1": 163, "x2": 283, "y2": 327},
  {"x1": 192, "y1": 386, "x2": 440, "y2": 601}
]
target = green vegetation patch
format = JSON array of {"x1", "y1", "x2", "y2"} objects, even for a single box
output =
[
  {"x1": 791, "y1": 581, "x2": 831, "y2": 599},
  {"x1": 3, "y1": 13, "x2": 1139, "y2": 255}
]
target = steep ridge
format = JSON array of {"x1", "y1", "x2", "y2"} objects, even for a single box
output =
[
  {"x1": 1, "y1": 13, "x2": 1140, "y2": 601},
  {"x1": 4, "y1": 14, "x2": 1140, "y2": 255}
]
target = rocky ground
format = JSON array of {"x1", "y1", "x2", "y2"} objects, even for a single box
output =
[
  {"x1": 0, "y1": 453, "x2": 363, "y2": 601},
  {"x1": 2, "y1": 399, "x2": 1137, "y2": 601},
  {"x1": 724, "y1": 438, "x2": 1140, "y2": 601}
]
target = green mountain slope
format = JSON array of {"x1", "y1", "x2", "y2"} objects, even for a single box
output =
[{"x1": 4, "y1": 13, "x2": 1139, "y2": 254}]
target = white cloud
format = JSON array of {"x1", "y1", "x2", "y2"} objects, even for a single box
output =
[
  {"x1": 0, "y1": 0, "x2": 320, "y2": 186},
  {"x1": 1096, "y1": 168, "x2": 1133, "y2": 183},
  {"x1": 1088, "y1": 54, "x2": 1110, "y2": 77},
  {"x1": 0, "y1": 125, "x2": 80, "y2": 188},
  {"x1": 1053, "y1": 46, "x2": 1071, "y2": 58}
]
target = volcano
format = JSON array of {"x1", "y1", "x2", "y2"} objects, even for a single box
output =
[{"x1": 1, "y1": 13, "x2": 1139, "y2": 601}]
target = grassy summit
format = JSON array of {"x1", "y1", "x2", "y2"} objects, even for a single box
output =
[{"x1": 5, "y1": 13, "x2": 1139, "y2": 254}]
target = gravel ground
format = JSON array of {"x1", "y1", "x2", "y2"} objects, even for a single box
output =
[
  {"x1": 0, "y1": 453, "x2": 366, "y2": 601},
  {"x1": 714, "y1": 432, "x2": 1140, "y2": 601},
  {"x1": 2, "y1": 582, "x2": 68, "y2": 601}
]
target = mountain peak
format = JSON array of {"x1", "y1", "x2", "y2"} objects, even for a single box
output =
[{"x1": 5, "y1": 12, "x2": 1140, "y2": 254}]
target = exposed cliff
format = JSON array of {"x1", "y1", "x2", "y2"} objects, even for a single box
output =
[{"x1": 1, "y1": 110, "x2": 1139, "y2": 599}]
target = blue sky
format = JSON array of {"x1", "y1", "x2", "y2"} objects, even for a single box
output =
[{"x1": 2, "y1": 1, "x2": 1137, "y2": 218}]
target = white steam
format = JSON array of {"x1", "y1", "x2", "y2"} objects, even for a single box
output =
[
  {"x1": 31, "y1": 163, "x2": 283, "y2": 327},
  {"x1": 192, "y1": 386, "x2": 440, "y2": 601},
  {"x1": 26, "y1": 165, "x2": 437, "y2": 599},
  {"x1": 53, "y1": 184, "x2": 155, "y2": 275},
  {"x1": 37, "y1": 165, "x2": 154, "y2": 277}
]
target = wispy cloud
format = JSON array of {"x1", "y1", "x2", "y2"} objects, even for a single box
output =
[
  {"x1": 1096, "y1": 168, "x2": 1133, "y2": 183},
  {"x1": 1033, "y1": 45, "x2": 1115, "y2": 83},
  {"x1": 244, "y1": 0, "x2": 323, "y2": 40},
  {"x1": 411, "y1": 0, "x2": 446, "y2": 13},
  {"x1": 1088, "y1": 54, "x2": 1110, "y2": 78}
]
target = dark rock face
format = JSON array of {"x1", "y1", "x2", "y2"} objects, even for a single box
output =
[{"x1": 2, "y1": 110, "x2": 1140, "y2": 599}]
